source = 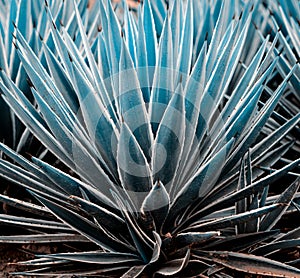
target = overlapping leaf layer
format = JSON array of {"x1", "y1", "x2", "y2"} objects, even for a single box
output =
[{"x1": 0, "y1": 0, "x2": 299, "y2": 276}]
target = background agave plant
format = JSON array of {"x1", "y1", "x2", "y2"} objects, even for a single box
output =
[
  {"x1": 0, "y1": 0, "x2": 299, "y2": 276},
  {"x1": 0, "y1": 0, "x2": 103, "y2": 219}
]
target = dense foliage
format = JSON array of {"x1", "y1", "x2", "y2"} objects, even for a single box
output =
[{"x1": 0, "y1": 0, "x2": 299, "y2": 276}]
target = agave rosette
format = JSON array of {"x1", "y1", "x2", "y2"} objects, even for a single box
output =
[{"x1": 0, "y1": 0, "x2": 299, "y2": 276}]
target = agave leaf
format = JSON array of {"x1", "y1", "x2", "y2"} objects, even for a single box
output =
[
  {"x1": 42, "y1": 42, "x2": 79, "y2": 114},
  {"x1": 141, "y1": 180, "x2": 170, "y2": 234},
  {"x1": 203, "y1": 230, "x2": 280, "y2": 252},
  {"x1": 112, "y1": 191, "x2": 154, "y2": 263},
  {"x1": 136, "y1": 7, "x2": 150, "y2": 104},
  {"x1": 170, "y1": 0, "x2": 183, "y2": 64},
  {"x1": 70, "y1": 59, "x2": 118, "y2": 163},
  {"x1": 5, "y1": 0, "x2": 17, "y2": 68},
  {"x1": 155, "y1": 248, "x2": 190, "y2": 276},
  {"x1": 193, "y1": 1, "x2": 213, "y2": 59},
  {"x1": 28, "y1": 84, "x2": 117, "y2": 198},
  {"x1": 32, "y1": 157, "x2": 81, "y2": 197},
  {"x1": 32, "y1": 192, "x2": 133, "y2": 253},
  {"x1": 170, "y1": 138, "x2": 234, "y2": 227},
  {"x1": 186, "y1": 204, "x2": 280, "y2": 232},
  {"x1": 0, "y1": 214, "x2": 70, "y2": 231},
  {"x1": 277, "y1": 29, "x2": 297, "y2": 65},
  {"x1": 252, "y1": 238, "x2": 300, "y2": 257},
  {"x1": 14, "y1": 27, "x2": 75, "y2": 120},
  {"x1": 98, "y1": 0, "x2": 122, "y2": 75},
  {"x1": 97, "y1": 32, "x2": 111, "y2": 82},
  {"x1": 0, "y1": 159, "x2": 74, "y2": 202},
  {"x1": 118, "y1": 39, "x2": 153, "y2": 161},
  {"x1": 69, "y1": 195, "x2": 125, "y2": 232},
  {"x1": 275, "y1": 226, "x2": 300, "y2": 242},
  {"x1": 152, "y1": 87, "x2": 185, "y2": 190},
  {"x1": 12, "y1": 264, "x2": 129, "y2": 276},
  {"x1": 175, "y1": 0, "x2": 193, "y2": 86},
  {"x1": 252, "y1": 141, "x2": 296, "y2": 181},
  {"x1": 187, "y1": 158, "x2": 300, "y2": 223},
  {"x1": 14, "y1": 54, "x2": 77, "y2": 144},
  {"x1": 2, "y1": 79, "x2": 71, "y2": 166},
  {"x1": 218, "y1": 82, "x2": 264, "y2": 149},
  {"x1": 278, "y1": 6, "x2": 300, "y2": 55},
  {"x1": 150, "y1": 231, "x2": 162, "y2": 264},
  {"x1": 255, "y1": 32, "x2": 280, "y2": 81},
  {"x1": 244, "y1": 153, "x2": 260, "y2": 233},
  {"x1": 121, "y1": 265, "x2": 146, "y2": 278},
  {"x1": 0, "y1": 233, "x2": 88, "y2": 244},
  {"x1": 251, "y1": 113, "x2": 300, "y2": 162},
  {"x1": 59, "y1": 26, "x2": 93, "y2": 85},
  {"x1": 151, "y1": 0, "x2": 167, "y2": 26},
  {"x1": 117, "y1": 121, "x2": 152, "y2": 209},
  {"x1": 276, "y1": 53, "x2": 300, "y2": 95},
  {"x1": 123, "y1": 2, "x2": 137, "y2": 66},
  {"x1": 31, "y1": 156, "x2": 117, "y2": 209},
  {"x1": 205, "y1": 0, "x2": 230, "y2": 77},
  {"x1": 0, "y1": 71, "x2": 47, "y2": 129},
  {"x1": 259, "y1": 178, "x2": 300, "y2": 231},
  {"x1": 216, "y1": 35, "x2": 269, "y2": 128},
  {"x1": 236, "y1": 158, "x2": 246, "y2": 233},
  {"x1": 173, "y1": 42, "x2": 207, "y2": 192},
  {"x1": 196, "y1": 22, "x2": 239, "y2": 144},
  {"x1": 150, "y1": 14, "x2": 173, "y2": 135},
  {"x1": 0, "y1": 193, "x2": 50, "y2": 217},
  {"x1": 0, "y1": 142, "x2": 48, "y2": 181},
  {"x1": 197, "y1": 251, "x2": 300, "y2": 277},
  {"x1": 164, "y1": 231, "x2": 220, "y2": 252},
  {"x1": 215, "y1": 14, "x2": 252, "y2": 110},
  {"x1": 14, "y1": 257, "x2": 68, "y2": 267},
  {"x1": 41, "y1": 251, "x2": 141, "y2": 265},
  {"x1": 213, "y1": 54, "x2": 278, "y2": 147},
  {"x1": 29, "y1": 87, "x2": 75, "y2": 156},
  {"x1": 223, "y1": 65, "x2": 297, "y2": 172},
  {"x1": 71, "y1": 0, "x2": 114, "y2": 115},
  {"x1": 0, "y1": 34, "x2": 9, "y2": 73},
  {"x1": 10, "y1": 0, "x2": 31, "y2": 77},
  {"x1": 44, "y1": 6, "x2": 75, "y2": 81}
]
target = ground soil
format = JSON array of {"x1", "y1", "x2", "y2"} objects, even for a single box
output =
[{"x1": 0, "y1": 244, "x2": 56, "y2": 277}]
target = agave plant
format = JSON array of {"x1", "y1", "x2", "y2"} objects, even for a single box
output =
[
  {"x1": 0, "y1": 0, "x2": 102, "y2": 215},
  {"x1": 0, "y1": 0, "x2": 299, "y2": 276}
]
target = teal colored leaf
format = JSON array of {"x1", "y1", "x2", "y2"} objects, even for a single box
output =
[
  {"x1": 32, "y1": 192, "x2": 133, "y2": 253},
  {"x1": 118, "y1": 39, "x2": 153, "y2": 161},
  {"x1": 150, "y1": 14, "x2": 173, "y2": 135},
  {"x1": 259, "y1": 179, "x2": 300, "y2": 231},
  {"x1": 196, "y1": 251, "x2": 300, "y2": 277},
  {"x1": 112, "y1": 192, "x2": 154, "y2": 263},
  {"x1": 175, "y1": 0, "x2": 193, "y2": 86},
  {"x1": 41, "y1": 251, "x2": 140, "y2": 265},
  {"x1": 187, "y1": 204, "x2": 279, "y2": 232},
  {"x1": 0, "y1": 214, "x2": 70, "y2": 231},
  {"x1": 152, "y1": 87, "x2": 185, "y2": 189},
  {"x1": 142, "y1": 180, "x2": 170, "y2": 233},
  {"x1": 0, "y1": 233, "x2": 88, "y2": 244},
  {"x1": 203, "y1": 230, "x2": 280, "y2": 252},
  {"x1": 253, "y1": 238, "x2": 300, "y2": 257},
  {"x1": 117, "y1": 121, "x2": 152, "y2": 209},
  {"x1": 171, "y1": 138, "x2": 234, "y2": 226}
]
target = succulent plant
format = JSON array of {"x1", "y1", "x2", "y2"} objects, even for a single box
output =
[
  {"x1": 0, "y1": 0, "x2": 299, "y2": 277},
  {"x1": 0, "y1": 0, "x2": 101, "y2": 214}
]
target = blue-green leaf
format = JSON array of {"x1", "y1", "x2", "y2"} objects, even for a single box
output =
[{"x1": 142, "y1": 180, "x2": 170, "y2": 233}]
